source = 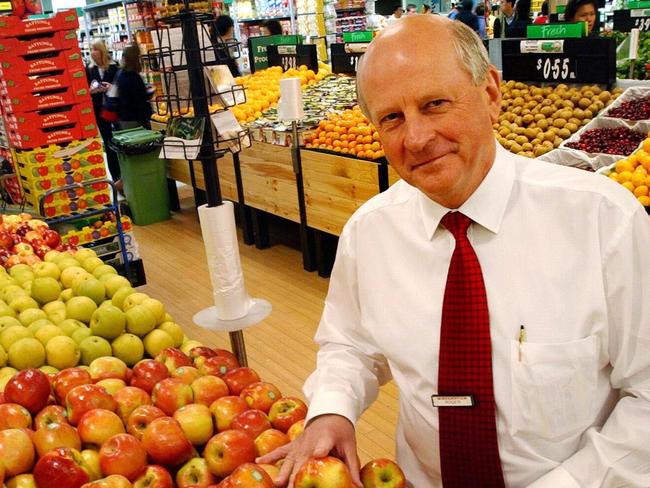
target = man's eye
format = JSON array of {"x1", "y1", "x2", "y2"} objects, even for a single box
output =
[
  {"x1": 427, "y1": 100, "x2": 448, "y2": 108},
  {"x1": 381, "y1": 113, "x2": 400, "y2": 123}
]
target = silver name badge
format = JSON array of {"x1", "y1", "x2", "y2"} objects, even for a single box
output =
[{"x1": 431, "y1": 395, "x2": 475, "y2": 407}]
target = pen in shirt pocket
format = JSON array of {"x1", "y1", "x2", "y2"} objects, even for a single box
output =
[{"x1": 518, "y1": 325, "x2": 526, "y2": 362}]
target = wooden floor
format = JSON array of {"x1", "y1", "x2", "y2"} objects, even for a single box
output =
[{"x1": 132, "y1": 188, "x2": 399, "y2": 463}]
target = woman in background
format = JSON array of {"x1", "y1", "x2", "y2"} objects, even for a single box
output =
[
  {"x1": 534, "y1": 0, "x2": 549, "y2": 23},
  {"x1": 86, "y1": 41, "x2": 120, "y2": 182},
  {"x1": 116, "y1": 44, "x2": 152, "y2": 130},
  {"x1": 565, "y1": 0, "x2": 598, "y2": 35},
  {"x1": 260, "y1": 19, "x2": 283, "y2": 35},
  {"x1": 213, "y1": 15, "x2": 241, "y2": 77}
]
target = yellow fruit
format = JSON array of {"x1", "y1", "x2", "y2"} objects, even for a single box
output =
[
  {"x1": 631, "y1": 172, "x2": 646, "y2": 187},
  {"x1": 622, "y1": 181, "x2": 635, "y2": 192},
  {"x1": 608, "y1": 172, "x2": 619, "y2": 182},
  {"x1": 615, "y1": 159, "x2": 635, "y2": 173},
  {"x1": 638, "y1": 195, "x2": 650, "y2": 206},
  {"x1": 633, "y1": 185, "x2": 649, "y2": 197},
  {"x1": 618, "y1": 171, "x2": 633, "y2": 183}
]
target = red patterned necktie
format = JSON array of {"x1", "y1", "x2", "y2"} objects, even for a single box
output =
[{"x1": 438, "y1": 211, "x2": 505, "y2": 487}]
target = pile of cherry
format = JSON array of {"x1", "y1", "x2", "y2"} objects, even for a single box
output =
[
  {"x1": 607, "y1": 96, "x2": 650, "y2": 121},
  {"x1": 565, "y1": 127, "x2": 646, "y2": 155}
]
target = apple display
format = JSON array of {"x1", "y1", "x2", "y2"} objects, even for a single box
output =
[
  {"x1": 4, "y1": 368, "x2": 52, "y2": 414},
  {"x1": 111, "y1": 334, "x2": 144, "y2": 367},
  {"x1": 175, "y1": 457, "x2": 215, "y2": 488},
  {"x1": 30, "y1": 277, "x2": 62, "y2": 305},
  {"x1": 80, "y1": 474, "x2": 132, "y2": 488},
  {"x1": 0, "y1": 428, "x2": 35, "y2": 477},
  {"x1": 99, "y1": 433, "x2": 147, "y2": 481},
  {"x1": 5, "y1": 473, "x2": 37, "y2": 488},
  {"x1": 173, "y1": 403, "x2": 214, "y2": 445},
  {"x1": 80, "y1": 449, "x2": 102, "y2": 481},
  {"x1": 287, "y1": 419, "x2": 306, "y2": 441},
  {"x1": 129, "y1": 359, "x2": 169, "y2": 394},
  {"x1": 293, "y1": 457, "x2": 354, "y2": 488},
  {"x1": 203, "y1": 429, "x2": 256, "y2": 478},
  {"x1": 222, "y1": 368, "x2": 261, "y2": 396},
  {"x1": 77, "y1": 409, "x2": 125, "y2": 449},
  {"x1": 33, "y1": 447, "x2": 90, "y2": 488},
  {"x1": 156, "y1": 322, "x2": 184, "y2": 348},
  {"x1": 226, "y1": 463, "x2": 274, "y2": 488},
  {"x1": 191, "y1": 375, "x2": 228, "y2": 407},
  {"x1": 133, "y1": 465, "x2": 174, "y2": 488},
  {"x1": 0, "y1": 402, "x2": 33, "y2": 430},
  {"x1": 95, "y1": 379, "x2": 126, "y2": 396},
  {"x1": 230, "y1": 409, "x2": 272, "y2": 439},
  {"x1": 32, "y1": 422, "x2": 81, "y2": 457},
  {"x1": 66, "y1": 296, "x2": 98, "y2": 324},
  {"x1": 125, "y1": 305, "x2": 157, "y2": 337},
  {"x1": 209, "y1": 395, "x2": 249, "y2": 432},
  {"x1": 112, "y1": 386, "x2": 151, "y2": 424},
  {"x1": 66, "y1": 384, "x2": 117, "y2": 425},
  {"x1": 154, "y1": 348, "x2": 192, "y2": 374},
  {"x1": 126, "y1": 405, "x2": 166, "y2": 441},
  {"x1": 254, "y1": 429, "x2": 290, "y2": 457},
  {"x1": 151, "y1": 378, "x2": 193, "y2": 416},
  {"x1": 79, "y1": 336, "x2": 112, "y2": 365},
  {"x1": 256, "y1": 463, "x2": 280, "y2": 483},
  {"x1": 143, "y1": 329, "x2": 175, "y2": 358},
  {"x1": 172, "y1": 366, "x2": 201, "y2": 385},
  {"x1": 33, "y1": 404, "x2": 68, "y2": 430},
  {"x1": 90, "y1": 305, "x2": 126, "y2": 340},
  {"x1": 196, "y1": 355, "x2": 238, "y2": 378},
  {"x1": 46, "y1": 335, "x2": 81, "y2": 370},
  {"x1": 111, "y1": 287, "x2": 135, "y2": 311},
  {"x1": 89, "y1": 356, "x2": 128, "y2": 382},
  {"x1": 240, "y1": 382, "x2": 281, "y2": 413},
  {"x1": 140, "y1": 298, "x2": 165, "y2": 325},
  {"x1": 268, "y1": 397, "x2": 308, "y2": 433},
  {"x1": 53, "y1": 368, "x2": 92, "y2": 404},
  {"x1": 140, "y1": 417, "x2": 194, "y2": 467},
  {"x1": 359, "y1": 458, "x2": 407, "y2": 488}
]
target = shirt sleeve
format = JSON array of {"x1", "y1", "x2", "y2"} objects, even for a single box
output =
[
  {"x1": 304, "y1": 221, "x2": 392, "y2": 426},
  {"x1": 531, "y1": 205, "x2": 650, "y2": 487}
]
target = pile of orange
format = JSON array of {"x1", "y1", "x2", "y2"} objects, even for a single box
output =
[
  {"x1": 304, "y1": 107, "x2": 384, "y2": 160},
  {"x1": 605, "y1": 135, "x2": 650, "y2": 207}
]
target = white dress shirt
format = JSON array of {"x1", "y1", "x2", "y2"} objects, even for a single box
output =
[{"x1": 304, "y1": 144, "x2": 650, "y2": 487}]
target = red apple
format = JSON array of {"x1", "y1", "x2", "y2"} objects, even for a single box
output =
[
  {"x1": 230, "y1": 409, "x2": 271, "y2": 439},
  {"x1": 42, "y1": 230, "x2": 61, "y2": 249},
  {"x1": 80, "y1": 474, "x2": 132, "y2": 488},
  {"x1": 175, "y1": 458, "x2": 216, "y2": 488},
  {"x1": 33, "y1": 422, "x2": 81, "y2": 457},
  {"x1": 0, "y1": 428, "x2": 35, "y2": 477},
  {"x1": 191, "y1": 375, "x2": 229, "y2": 407},
  {"x1": 226, "y1": 463, "x2": 274, "y2": 487},
  {"x1": 240, "y1": 382, "x2": 281, "y2": 413},
  {"x1": 53, "y1": 368, "x2": 93, "y2": 405},
  {"x1": 0, "y1": 403, "x2": 32, "y2": 430},
  {"x1": 173, "y1": 403, "x2": 214, "y2": 445},
  {"x1": 268, "y1": 397, "x2": 308, "y2": 433},
  {"x1": 154, "y1": 348, "x2": 192, "y2": 374},
  {"x1": 141, "y1": 417, "x2": 194, "y2": 467},
  {"x1": 287, "y1": 419, "x2": 305, "y2": 441},
  {"x1": 133, "y1": 465, "x2": 174, "y2": 488},
  {"x1": 33, "y1": 448, "x2": 90, "y2": 488},
  {"x1": 256, "y1": 464, "x2": 280, "y2": 483},
  {"x1": 172, "y1": 366, "x2": 201, "y2": 385},
  {"x1": 0, "y1": 231, "x2": 14, "y2": 250},
  {"x1": 254, "y1": 429, "x2": 290, "y2": 457},
  {"x1": 77, "y1": 409, "x2": 125, "y2": 449},
  {"x1": 113, "y1": 386, "x2": 152, "y2": 424},
  {"x1": 209, "y1": 396, "x2": 249, "y2": 432},
  {"x1": 360, "y1": 458, "x2": 406, "y2": 488},
  {"x1": 293, "y1": 457, "x2": 354, "y2": 488},
  {"x1": 203, "y1": 430, "x2": 255, "y2": 478},
  {"x1": 4, "y1": 369, "x2": 51, "y2": 415},
  {"x1": 66, "y1": 384, "x2": 117, "y2": 425},
  {"x1": 99, "y1": 433, "x2": 147, "y2": 481},
  {"x1": 196, "y1": 356, "x2": 238, "y2": 378},
  {"x1": 34, "y1": 405, "x2": 69, "y2": 430},
  {"x1": 212, "y1": 349, "x2": 239, "y2": 367},
  {"x1": 126, "y1": 405, "x2": 166, "y2": 441},
  {"x1": 222, "y1": 368, "x2": 260, "y2": 396},
  {"x1": 130, "y1": 360, "x2": 169, "y2": 394},
  {"x1": 188, "y1": 346, "x2": 217, "y2": 363},
  {"x1": 151, "y1": 378, "x2": 193, "y2": 416},
  {"x1": 89, "y1": 357, "x2": 128, "y2": 383}
]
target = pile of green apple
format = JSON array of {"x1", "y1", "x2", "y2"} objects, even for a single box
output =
[{"x1": 0, "y1": 248, "x2": 189, "y2": 376}]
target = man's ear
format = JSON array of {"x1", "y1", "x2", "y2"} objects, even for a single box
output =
[{"x1": 484, "y1": 65, "x2": 502, "y2": 124}]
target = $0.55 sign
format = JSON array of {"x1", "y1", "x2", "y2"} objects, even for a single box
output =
[{"x1": 535, "y1": 57, "x2": 576, "y2": 81}]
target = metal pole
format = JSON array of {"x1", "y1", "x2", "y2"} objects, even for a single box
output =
[{"x1": 229, "y1": 330, "x2": 248, "y2": 366}]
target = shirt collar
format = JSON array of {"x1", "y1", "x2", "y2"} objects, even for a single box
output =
[{"x1": 417, "y1": 143, "x2": 516, "y2": 239}]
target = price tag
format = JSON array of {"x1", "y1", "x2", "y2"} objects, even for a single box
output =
[
  {"x1": 535, "y1": 57, "x2": 577, "y2": 81},
  {"x1": 267, "y1": 44, "x2": 319, "y2": 73},
  {"x1": 614, "y1": 9, "x2": 650, "y2": 32},
  {"x1": 330, "y1": 43, "x2": 362, "y2": 74}
]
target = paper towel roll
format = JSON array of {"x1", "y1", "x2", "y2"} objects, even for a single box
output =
[
  {"x1": 198, "y1": 202, "x2": 253, "y2": 320},
  {"x1": 278, "y1": 78, "x2": 304, "y2": 121}
]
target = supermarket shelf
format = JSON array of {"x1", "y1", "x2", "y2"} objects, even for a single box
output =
[
  {"x1": 84, "y1": 0, "x2": 124, "y2": 12},
  {"x1": 335, "y1": 6, "x2": 365, "y2": 12},
  {"x1": 237, "y1": 15, "x2": 291, "y2": 23},
  {"x1": 336, "y1": 15, "x2": 365, "y2": 20}
]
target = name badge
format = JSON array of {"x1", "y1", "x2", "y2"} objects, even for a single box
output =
[{"x1": 431, "y1": 395, "x2": 474, "y2": 407}]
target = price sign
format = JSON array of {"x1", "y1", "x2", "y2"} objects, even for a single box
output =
[
  {"x1": 330, "y1": 43, "x2": 362, "y2": 74},
  {"x1": 614, "y1": 9, "x2": 650, "y2": 32},
  {"x1": 501, "y1": 37, "x2": 616, "y2": 86},
  {"x1": 247, "y1": 35, "x2": 302, "y2": 73},
  {"x1": 267, "y1": 44, "x2": 318, "y2": 73}
]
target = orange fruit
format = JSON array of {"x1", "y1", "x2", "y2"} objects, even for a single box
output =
[
  {"x1": 638, "y1": 195, "x2": 650, "y2": 206},
  {"x1": 634, "y1": 185, "x2": 649, "y2": 197},
  {"x1": 622, "y1": 181, "x2": 635, "y2": 192}
]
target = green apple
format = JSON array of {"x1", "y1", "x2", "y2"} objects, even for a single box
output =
[
  {"x1": 0, "y1": 316, "x2": 22, "y2": 334},
  {"x1": 66, "y1": 296, "x2": 98, "y2": 324},
  {"x1": 0, "y1": 300, "x2": 16, "y2": 318},
  {"x1": 2, "y1": 285, "x2": 27, "y2": 303},
  {"x1": 81, "y1": 257, "x2": 104, "y2": 273},
  {"x1": 74, "y1": 278, "x2": 106, "y2": 305},
  {"x1": 59, "y1": 289, "x2": 74, "y2": 302},
  {"x1": 92, "y1": 264, "x2": 117, "y2": 279},
  {"x1": 18, "y1": 308, "x2": 47, "y2": 326},
  {"x1": 9, "y1": 264, "x2": 31, "y2": 277},
  {"x1": 40, "y1": 365, "x2": 59, "y2": 374},
  {"x1": 143, "y1": 329, "x2": 174, "y2": 357},
  {"x1": 74, "y1": 248, "x2": 97, "y2": 263},
  {"x1": 103, "y1": 275, "x2": 131, "y2": 298},
  {"x1": 21, "y1": 280, "x2": 33, "y2": 295},
  {"x1": 44, "y1": 250, "x2": 61, "y2": 262},
  {"x1": 180, "y1": 340, "x2": 204, "y2": 356},
  {"x1": 125, "y1": 304, "x2": 157, "y2": 337},
  {"x1": 122, "y1": 292, "x2": 150, "y2": 312},
  {"x1": 31, "y1": 277, "x2": 62, "y2": 305},
  {"x1": 32, "y1": 261, "x2": 61, "y2": 280},
  {"x1": 8, "y1": 337, "x2": 45, "y2": 369},
  {"x1": 43, "y1": 300, "x2": 66, "y2": 324},
  {"x1": 27, "y1": 318, "x2": 54, "y2": 335},
  {"x1": 46, "y1": 335, "x2": 80, "y2": 369},
  {"x1": 10, "y1": 295, "x2": 39, "y2": 313},
  {"x1": 164, "y1": 313, "x2": 174, "y2": 323},
  {"x1": 0, "y1": 344, "x2": 6, "y2": 367},
  {"x1": 34, "y1": 324, "x2": 64, "y2": 347},
  {"x1": 60, "y1": 266, "x2": 87, "y2": 289},
  {"x1": 112, "y1": 287, "x2": 135, "y2": 311},
  {"x1": 0, "y1": 366, "x2": 18, "y2": 378},
  {"x1": 158, "y1": 322, "x2": 184, "y2": 348},
  {"x1": 79, "y1": 335, "x2": 112, "y2": 365},
  {"x1": 57, "y1": 258, "x2": 81, "y2": 272},
  {"x1": 72, "y1": 327, "x2": 93, "y2": 345},
  {"x1": 98, "y1": 273, "x2": 117, "y2": 285},
  {"x1": 141, "y1": 298, "x2": 166, "y2": 325},
  {"x1": 89, "y1": 304, "x2": 125, "y2": 340},
  {"x1": 58, "y1": 318, "x2": 85, "y2": 336},
  {"x1": 111, "y1": 333, "x2": 144, "y2": 366},
  {"x1": 0, "y1": 325, "x2": 32, "y2": 351},
  {"x1": 70, "y1": 272, "x2": 93, "y2": 291}
]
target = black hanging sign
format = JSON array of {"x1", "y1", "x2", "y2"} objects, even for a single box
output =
[
  {"x1": 501, "y1": 37, "x2": 616, "y2": 86},
  {"x1": 613, "y1": 9, "x2": 650, "y2": 32},
  {"x1": 330, "y1": 43, "x2": 363, "y2": 74},
  {"x1": 267, "y1": 44, "x2": 318, "y2": 73}
]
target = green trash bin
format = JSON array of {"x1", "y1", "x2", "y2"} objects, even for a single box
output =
[{"x1": 111, "y1": 127, "x2": 170, "y2": 226}]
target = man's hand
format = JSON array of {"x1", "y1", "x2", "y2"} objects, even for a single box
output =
[{"x1": 255, "y1": 414, "x2": 362, "y2": 488}]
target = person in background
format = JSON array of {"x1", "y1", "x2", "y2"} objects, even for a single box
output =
[
  {"x1": 488, "y1": 3, "x2": 499, "y2": 36},
  {"x1": 116, "y1": 44, "x2": 152, "y2": 130},
  {"x1": 387, "y1": 5, "x2": 404, "y2": 24},
  {"x1": 86, "y1": 40, "x2": 120, "y2": 183},
  {"x1": 447, "y1": 1, "x2": 459, "y2": 19},
  {"x1": 456, "y1": 0, "x2": 480, "y2": 32},
  {"x1": 493, "y1": 0, "x2": 528, "y2": 37},
  {"x1": 564, "y1": 0, "x2": 598, "y2": 35},
  {"x1": 533, "y1": 0, "x2": 549, "y2": 23},
  {"x1": 406, "y1": 3, "x2": 418, "y2": 14},
  {"x1": 422, "y1": 4, "x2": 432, "y2": 13},
  {"x1": 213, "y1": 15, "x2": 241, "y2": 77},
  {"x1": 476, "y1": 3, "x2": 488, "y2": 38},
  {"x1": 260, "y1": 19, "x2": 283, "y2": 36}
]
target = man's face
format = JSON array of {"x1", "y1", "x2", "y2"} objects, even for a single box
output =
[
  {"x1": 407, "y1": 6, "x2": 416, "y2": 14},
  {"x1": 360, "y1": 23, "x2": 501, "y2": 208},
  {"x1": 395, "y1": 8, "x2": 403, "y2": 17},
  {"x1": 500, "y1": 0, "x2": 513, "y2": 16}
]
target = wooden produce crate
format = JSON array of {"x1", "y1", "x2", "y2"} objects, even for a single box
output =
[{"x1": 166, "y1": 157, "x2": 238, "y2": 202}]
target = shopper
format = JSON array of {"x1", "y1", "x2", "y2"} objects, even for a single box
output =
[
  {"x1": 213, "y1": 15, "x2": 241, "y2": 77},
  {"x1": 476, "y1": 3, "x2": 488, "y2": 38},
  {"x1": 456, "y1": 0, "x2": 480, "y2": 33},
  {"x1": 493, "y1": 0, "x2": 528, "y2": 37},
  {"x1": 533, "y1": 0, "x2": 549, "y2": 23},
  {"x1": 422, "y1": 4, "x2": 432, "y2": 13},
  {"x1": 447, "y1": 2, "x2": 459, "y2": 19},
  {"x1": 406, "y1": 3, "x2": 417, "y2": 14},
  {"x1": 565, "y1": 0, "x2": 598, "y2": 35},
  {"x1": 260, "y1": 19, "x2": 283, "y2": 36},
  {"x1": 258, "y1": 15, "x2": 650, "y2": 488},
  {"x1": 86, "y1": 40, "x2": 120, "y2": 182},
  {"x1": 387, "y1": 5, "x2": 404, "y2": 24},
  {"x1": 116, "y1": 44, "x2": 152, "y2": 130}
]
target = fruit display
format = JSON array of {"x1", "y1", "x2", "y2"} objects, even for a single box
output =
[
  {"x1": 600, "y1": 134, "x2": 650, "y2": 207},
  {"x1": 495, "y1": 82, "x2": 622, "y2": 158},
  {"x1": 0, "y1": 213, "x2": 70, "y2": 267},
  {"x1": 565, "y1": 127, "x2": 646, "y2": 155},
  {"x1": 304, "y1": 106, "x2": 385, "y2": 161},
  {"x1": 606, "y1": 96, "x2": 650, "y2": 121}
]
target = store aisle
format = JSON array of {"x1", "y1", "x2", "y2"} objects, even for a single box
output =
[{"x1": 132, "y1": 189, "x2": 398, "y2": 463}]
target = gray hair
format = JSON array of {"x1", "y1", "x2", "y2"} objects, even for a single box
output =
[{"x1": 356, "y1": 20, "x2": 490, "y2": 121}]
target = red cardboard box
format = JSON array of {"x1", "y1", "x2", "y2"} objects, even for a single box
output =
[
  {"x1": 1, "y1": 82, "x2": 89, "y2": 113},
  {"x1": 0, "y1": 49, "x2": 82, "y2": 77},
  {"x1": 3, "y1": 101, "x2": 95, "y2": 132},
  {"x1": 0, "y1": 64, "x2": 86, "y2": 96},
  {"x1": 0, "y1": 30, "x2": 77, "y2": 57},
  {"x1": 0, "y1": 10, "x2": 78, "y2": 38},
  {"x1": 8, "y1": 122, "x2": 98, "y2": 150}
]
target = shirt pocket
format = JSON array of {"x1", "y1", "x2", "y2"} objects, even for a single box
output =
[{"x1": 509, "y1": 335, "x2": 599, "y2": 441}]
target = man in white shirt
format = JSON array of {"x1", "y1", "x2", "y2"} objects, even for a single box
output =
[
  {"x1": 387, "y1": 5, "x2": 404, "y2": 25},
  {"x1": 258, "y1": 15, "x2": 650, "y2": 488}
]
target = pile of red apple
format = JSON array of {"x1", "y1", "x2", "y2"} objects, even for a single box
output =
[
  {"x1": 0, "y1": 213, "x2": 73, "y2": 268},
  {"x1": 0, "y1": 346, "x2": 406, "y2": 488}
]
